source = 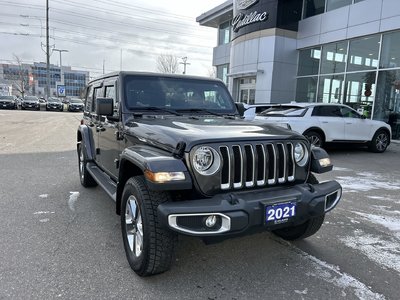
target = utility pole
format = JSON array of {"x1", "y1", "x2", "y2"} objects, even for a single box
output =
[
  {"x1": 45, "y1": 0, "x2": 50, "y2": 99},
  {"x1": 103, "y1": 59, "x2": 105, "y2": 74},
  {"x1": 180, "y1": 56, "x2": 190, "y2": 75}
]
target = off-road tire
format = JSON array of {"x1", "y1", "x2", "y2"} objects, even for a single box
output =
[
  {"x1": 121, "y1": 176, "x2": 177, "y2": 276},
  {"x1": 368, "y1": 130, "x2": 389, "y2": 153},
  {"x1": 272, "y1": 173, "x2": 325, "y2": 240},
  {"x1": 77, "y1": 143, "x2": 97, "y2": 187}
]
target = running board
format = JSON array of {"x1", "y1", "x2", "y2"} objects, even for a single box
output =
[{"x1": 86, "y1": 162, "x2": 117, "y2": 201}]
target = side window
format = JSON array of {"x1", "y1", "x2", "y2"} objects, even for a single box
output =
[
  {"x1": 312, "y1": 106, "x2": 341, "y2": 117},
  {"x1": 86, "y1": 85, "x2": 93, "y2": 112},
  {"x1": 105, "y1": 85, "x2": 119, "y2": 116},
  {"x1": 93, "y1": 87, "x2": 103, "y2": 113},
  {"x1": 340, "y1": 107, "x2": 360, "y2": 118}
]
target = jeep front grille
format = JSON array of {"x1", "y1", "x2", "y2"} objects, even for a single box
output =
[{"x1": 219, "y1": 143, "x2": 295, "y2": 190}]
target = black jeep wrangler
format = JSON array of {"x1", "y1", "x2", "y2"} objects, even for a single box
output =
[{"x1": 77, "y1": 72, "x2": 342, "y2": 276}]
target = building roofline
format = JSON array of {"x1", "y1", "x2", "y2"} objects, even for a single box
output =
[{"x1": 196, "y1": 0, "x2": 233, "y2": 28}]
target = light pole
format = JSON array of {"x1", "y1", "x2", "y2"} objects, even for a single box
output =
[
  {"x1": 53, "y1": 49, "x2": 68, "y2": 68},
  {"x1": 53, "y1": 48, "x2": 68, "y2": 89},
  {"x1": 180, "y1": 57, "x2": 190, "y2": 75}
]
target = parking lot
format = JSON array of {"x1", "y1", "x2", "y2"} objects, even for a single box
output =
[{"x1": 0, "y1": 110, "x2": 399, "y2": 300}]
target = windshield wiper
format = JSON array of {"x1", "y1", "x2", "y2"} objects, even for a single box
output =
[
  {"x1": 136, "y1": 106, "x2": 182, "y2": 116},
  {"x1": 176, "y1": 108, "x2": 225, "y2": 117}
]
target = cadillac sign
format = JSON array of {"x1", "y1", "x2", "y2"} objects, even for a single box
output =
[
  {"x1": 232, "y1": 11, "x2": 269, "y2": 32},
  {"x1": 232, "y1": 0, "x2": 270, "y2": 34}
]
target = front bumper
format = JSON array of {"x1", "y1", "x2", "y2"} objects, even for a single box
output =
[
  {"x1": 0, "y1": 103, "x2": 16, "y2": 109},
  {"x1": 22, "y1": 103, "x2": 40, "y2": 109},
  {"x1": 158, "y1": 180, "x2": 341, "y2": 236}
]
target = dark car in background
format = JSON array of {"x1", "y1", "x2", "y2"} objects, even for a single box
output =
[
  {"x1": 46, "y1": 97, "x2": 63, "y2": 111},
  {"x1": 68, "y1": 98, "x2": 84, "y2": 112},
  {"x1": 0, "y1": 95, "x2": 18, "y2": 110},
  {"x1": 21, "y1": 96, "x2": 40, "y2": 110}
]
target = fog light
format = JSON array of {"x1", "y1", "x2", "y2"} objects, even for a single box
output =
[
  {"x1": 205, "y1": 215, "x2": 217, "y2": 228},
  {"x1": 319, "y1": 158, "x2": 331, "y2": 167}
]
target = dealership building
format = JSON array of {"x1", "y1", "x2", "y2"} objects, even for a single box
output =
[{"x1": 197, "y1": 0, "x2": 400, "y2": 139}]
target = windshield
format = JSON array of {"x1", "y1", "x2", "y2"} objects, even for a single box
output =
[
  {"x1": 70, "y1": 99, "x2": 83, "y2": 103},
  {"x1": 124, "y1": 75, "x2": 236, "y2": 115},
  {"x1": 48, "y1": 98, "x2": 60, "y2": 103},
  {"x1": 259, "y1": 106, "x2": 307, "y2": 117},
  {"x1": 24, "y1": 96, "x2": 38, "y2": 101},
  {"x1": 0, "y1": 96, "x2": 14, "y2": 100}
]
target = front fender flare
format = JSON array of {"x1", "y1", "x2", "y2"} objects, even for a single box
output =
[{"x1": 77, "y1": 125, "x2": 95, "y2": 161}]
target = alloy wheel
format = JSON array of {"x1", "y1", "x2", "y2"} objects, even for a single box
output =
[{"x1": 125, "y1": 196, "x2": 143, "y2": 257}]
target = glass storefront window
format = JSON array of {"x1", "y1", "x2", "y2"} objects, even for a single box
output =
[
  {"x1": 326, "y1": 0, "x2": 352, "y2": 12},
  {"x1": 347, "y1": 35, "x2": 380, "y2": 72},
  {"x1": 296, "y1": 77, "x2": 318, "y2": 102},
  {"x1": 320, "y1": 42, "x2": 347, "y2": 74},
  {"x1": 218, "y1": 21, "x2": 231, "y2": 45},
  {"x1": 318, "y1": 74, "x2": 344, "y2": 103},
  {"x1": 303, "y1": 0, "x2": 325, "y2": 18},
  {"x1": 344, "y1": 72, "x2": 375, "y2": 117},
  {"x1": 380, "y1": 31, "x2": 400, "y2": 69},
  {"x1": 374, "y1": 70, "x2": 400, "y2": 139},
  {"x1": 216, "y1": 64, "x2": 229, "y2": 86},
  {"x1": 298, "y1": 48, "x2": 321, "y2": 76}
]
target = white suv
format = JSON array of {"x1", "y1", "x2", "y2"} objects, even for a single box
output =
[{"x1": 252, "y1": 103, "x2": 391, "y2": 153}]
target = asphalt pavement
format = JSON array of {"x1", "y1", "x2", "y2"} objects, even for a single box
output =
[{"x1": 0, "y1": 110, "x2": 399, "y2": 300}]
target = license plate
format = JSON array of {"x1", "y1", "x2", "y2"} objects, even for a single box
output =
[
  {"x1": 265, "y1": 202, "x2": 296, "y2": 224},
  {"x1": 2, "y1": 105, "x2": 6, "y2": 107}
]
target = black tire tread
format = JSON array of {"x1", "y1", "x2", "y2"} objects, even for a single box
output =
[{"x1": 123, "y1": 176, "x2": 176, "y2": 276}]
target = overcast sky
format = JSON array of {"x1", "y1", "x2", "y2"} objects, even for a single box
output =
[{"x1": 0, "y1": 0, "x2": 226, "y2": 78}]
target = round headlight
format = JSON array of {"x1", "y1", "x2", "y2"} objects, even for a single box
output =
[
  {"x1": 294, "y1": 142, "x2": 309, "y2": 167},
  {"x1": 192, "y1": 146, "x2": 221, "y2": 175}
]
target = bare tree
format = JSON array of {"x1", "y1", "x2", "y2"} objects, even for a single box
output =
[
  {"x1": 207, "y1": 66, "x2": 217, "y2": 78},
  {"x1": 12, "y1": 54, "x2": 29, "y2": 98},
  {"x1": 156, "y1": 53, "x2": 179, "y2": 74}
]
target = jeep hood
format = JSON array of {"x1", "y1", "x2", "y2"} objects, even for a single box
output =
[{"x1": 124, "y1": 117, "x2": 302, "y2": 152}]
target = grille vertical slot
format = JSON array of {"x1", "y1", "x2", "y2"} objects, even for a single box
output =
[
  {"x1": 287, "y1": 143, "x2": 295, "y2": 181},
  {"x1": 256, "y1": 144, "x2": 266, "y2": 185},
  {"x1": 266, "y1": 144, "x2": 276, "y2": 184},
  {"x1": 232, "y1": 145, "x2": 243, "y2": 189},
  {"x1": 220, "y1": 146, "x2": 230, "y2": 190},
  {"x1": 277, "y1": 143, "x2": 286, "y2": 183},
  {"x1": 244, "y1": 145, "x2": 255, "y2": 187}
]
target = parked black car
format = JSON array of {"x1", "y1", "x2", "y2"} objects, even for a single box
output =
[
  {"x1": 21, "y1": 96, "x2": 40, "y2": 110},
  {"x1": 77, "y1": 72, "x2": 342, "y2": 276},
  {"x1": 68, "y1": 98, "x2": 84, "y2": 112},
  {"x1": 0, "y1": 95, "x2": 18, "y2": 109},
  {"x1": 46, "y1": 97, "x2": 63, "y2": 111}
]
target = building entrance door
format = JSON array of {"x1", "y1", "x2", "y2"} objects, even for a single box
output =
[{"x1": 238, "y1": 77, "x2": 256, "y2": 104}]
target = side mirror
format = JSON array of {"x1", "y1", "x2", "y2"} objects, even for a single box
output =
[
  {"x1": 96, "y1": 97, "x2": 113, "y2": 116},
  {"x1": 235, "y1": 102, "x2": 246, "y2": 117}
]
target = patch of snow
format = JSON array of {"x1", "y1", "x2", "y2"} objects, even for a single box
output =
[
  {"x1": 39, "y1": 219, "x2": 49, "y2": 223},
  {"x1": 33, "y1": 211, "x2": 55, "y2": 215},
  {"x1": 367, "y1": 196, "x2": 386, "y2": 200},
  {"x1": 333, "y1": 167, "x2": 351, "y2": 172},
  {"x1": 302, "y1": 251, "x2": 385, "y2": 300},
  {"x1": 294, "y1": 288, "x2": 308, "y2": 295},
  {"x1": 39, "y1": 194, "x2": 48, "y2": 198},
  {"x1": 337, "y1": 173, "x2": 400, "y2": 192},
  {"x1": 353, "y1": 212, "x2": 400, "y2": 233},
  {"x1": 341, "y1": 230, "x2": 400, "y2": 273},
  {"x1": 68, "y1": 191, "x2": 80, "y2": 212}
]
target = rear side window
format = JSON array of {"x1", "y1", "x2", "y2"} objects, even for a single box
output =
[
  {"x1": 85, "y1": 85, "x2": 93, "y2": 111},
  {"x1": 312, "y1": 106, "x2": 342, "y2": 117},
  {"x1": 93, "y1": 86, "x2": 104, "y2": 113}
]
